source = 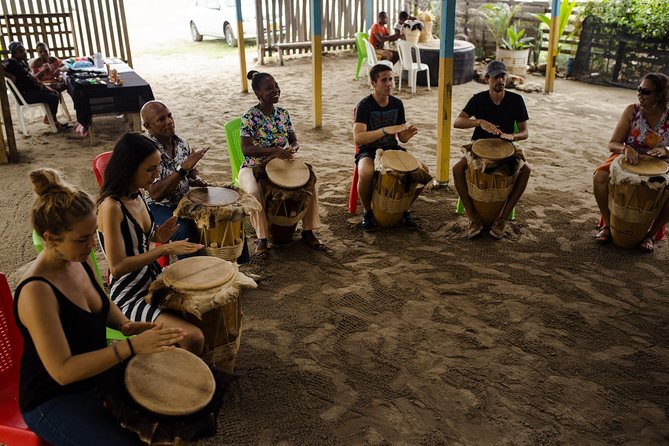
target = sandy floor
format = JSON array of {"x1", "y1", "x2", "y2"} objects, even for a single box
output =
[{"x1": 1, "y1": 39, "x2": 668, "y2": 445}]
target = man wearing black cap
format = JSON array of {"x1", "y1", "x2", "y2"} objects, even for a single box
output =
[
  {"x1": 3, "y1": 41, "x2": 69, "y2": 130},
  {"x1": 452, "y1": 60, "x2": 531, "y2": 239}
]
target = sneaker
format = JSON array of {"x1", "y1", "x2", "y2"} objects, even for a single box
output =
[
  {"x1": 400, "y1": 211, "x2": 418, "y2": 230},
  {"x1": 465, "y1": 219, "x2": 483, "y2": 239},
  {"x1": 490, "y1": 219, "x2": 506, "y2": 240},
  {"x1": 362, "y1": 211, "x2": 377, "y2": 232}
]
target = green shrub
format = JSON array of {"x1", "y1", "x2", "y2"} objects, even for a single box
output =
[{"x1": 583, "y1": 0, "x2": 669, "y2": 40}]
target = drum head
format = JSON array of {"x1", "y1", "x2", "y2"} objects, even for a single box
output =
[
  {"x1": 471, "y1": 138, "x2": 515, "y2": 160},
  {"x1": 125, "y1": 349, "x2": 215, "y2": 416},
  {"x1": 620, "y1": 157, "x2": 669, "y2": 176},
  {"x1": 187, "y1": 187, "x2": 240, "y2": 206},
  {"x1": 266, "y1": 159, "x2": 310, "y2": 189},
  {"x1": 164, "y1": 256, "x2": 234, "y2": 291},
  {"x1": 381, "y1": 150, "x2": 419, "y2": 172}
]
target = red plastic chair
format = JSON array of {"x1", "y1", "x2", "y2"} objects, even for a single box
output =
[
  {"x1": 92, "y1": 152, "x2": 170, "y2": 268},
  {"x1": 0, "y1": 273, "x2": 51, "y2": 445},
  {"x1": 597, "y1": 216, "x2": 666, "y2": 241}
]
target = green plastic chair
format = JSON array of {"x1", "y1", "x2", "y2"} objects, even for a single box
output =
[
  {"x1": 354, "y1": 32, "x2": 369, "y2": 80},
  {"x1": 224, "y1": 117, "x2": 244, "y2": 186},
  {"x1": 31, "y1": 230, "x2": 127, "y2": 344}
]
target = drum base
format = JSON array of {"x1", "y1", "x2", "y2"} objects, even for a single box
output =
[
  {"x1": 472, "y1": 200, "x2": 507, "y2": 227},
  {"x1": 269, "y1": 223, "x2": 298, "y2": 245},
  {"x1": 197, "y1": 296, "x2": 242, "y2": 373}
]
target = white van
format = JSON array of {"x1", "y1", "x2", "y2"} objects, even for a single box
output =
[{"x1": 188, "y1": 0, "x2": 257, "y2": 47}]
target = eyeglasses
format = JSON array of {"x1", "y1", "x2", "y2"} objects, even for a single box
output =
[{"x1": 637, "y1": 86, "x2": 655, "y2": 95}]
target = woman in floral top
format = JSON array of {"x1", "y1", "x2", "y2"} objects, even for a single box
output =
[
  {"x1": 593, "y1": 72, "x2": 669, "y2": 252},
  {"x1": 238, "y1": 70, "x2": 325, "y2": 258}
]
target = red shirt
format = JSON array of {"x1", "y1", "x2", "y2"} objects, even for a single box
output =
[{"x1": 370, "y1": 23, "x2": 389, "y2": 49}]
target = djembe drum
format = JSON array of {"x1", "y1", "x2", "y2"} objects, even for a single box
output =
[
  {"x1": 146, "y1": 256, "x2": 257, "y2": 372},
  {"x1": 101, "y1": 348, "x2": 226, "y2": 445},
  {"x1": 255, "y1": 158, "x2": 317, "y2": 244},
  {"x1": 608, "y1": 156, "x2": 669, "y2": 248},
  {"x1": 372, "y1": 150, "x2": 431, "y2": 227},
  {"x1": 174, "y1": 186, "x2": 261, "y2": 261},
  {"x1": 465, "y1": 138, "x2": 520, "y2": 226}
]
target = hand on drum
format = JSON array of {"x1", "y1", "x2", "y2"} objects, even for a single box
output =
[
  {"x1": 398, "y1": 125, "x2": 418, "y2": 141},
  {"x1": 624, "y1": 145, "x2": 640, "y2": 165},
  {"x1": 121, "y1": 321, "x2": 157, "y2": 336},
  {"x1": 479, "y1": 120, "x2": 501, "y2": 136},
  {"x1": 133, "y1": 323, "x2": 184, "y2": 354},
  {"x1": 272, "y1": 147, "x2": 294, "y2": 160},
  {"x1": 154, "y1": 216, "x2": 180, "y2": 243},
  {"x1": 159, "y1": 239, "x2": 204, "y2": 256},
  {"x1": 384, "y1": 124, "x2": 408, "y2": 135},
  {"x1": 188, "y1": 177, "x2": 208, "y2": 188},
  {"x1": 499, "y1": 133, "x2": 514, "y2": 142},
  {"x1": 286, "y1": 142, "x2": 300, "y2": 154},
  {"x1": 647, "y1": 146, "x2": 669, "y2": 158},
  {"x1": 183, "y1": 147, "x2": 210, "y2": 170}
]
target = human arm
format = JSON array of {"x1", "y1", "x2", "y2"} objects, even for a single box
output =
[
  {"x1": 98, "y1": 198, "x2": 201, "y2": 277},
  {"x1": 398, "y1": 125, "x2": 418, "y2": 143},
  {"x1": 16, "y1": 280, "x2": 184, "y2": 385},
  {"x1": 499, "y1": 120, "x2": 528, "y2": 142},
  {"x1": 453, "y1": 110, "x2": 502, "y2": 136},
  {"x1": 148, "y1": 146, "x2": 208, "y2": 201},
  {"x1": 353, "y1": 122, "x2": 407, "y2": 145},
  {"x1": 608, "y1": 104, "x2": 638, "y2": 162},
  {"x1": 106, "y1": 299, "x2": 156, "y2": 336},
  {"x1": 240, "y1": 111, "x2": 294, "y2": 160},
  {"x1": 373, "y1": 24, "x2": 400, "y2": 44}
]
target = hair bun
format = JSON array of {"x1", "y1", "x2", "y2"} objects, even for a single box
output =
[
  {"x1": 30, "y1": 168, "x2": 68, "y2": 196},
  {"x1": 247, "y1": 70, "x2": 259, "y2": 80}
]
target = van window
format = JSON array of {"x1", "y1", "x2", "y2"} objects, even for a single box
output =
[
  {"x1": 196, "y1": 0, "x2": 207, "y2": 6},
  {"x1": 207, "y1": 0, "x2": 221, "y2": 9}
]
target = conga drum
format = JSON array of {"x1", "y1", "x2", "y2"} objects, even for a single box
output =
[
  {"x1": 174, "y1": 186, "x2": 261, "y2": 261},
  {"x1": 608, "y1": 156, "x2": 669, "y2": 248},
  {"x1": 465, "y1": 138, "x2": 519, "y2": 226},
  {"x1": 256, "y1": 158, "x2": 317, "y2": 244},
  {"x1": 101, "y1": 348, "x2": 226, "y2": 445},
  {"x1": 146, "y1": 256, "x2": 257, "y2": 372},
  {"x1": 372, "y1": 150, "x2": 431, "y2": 227}
]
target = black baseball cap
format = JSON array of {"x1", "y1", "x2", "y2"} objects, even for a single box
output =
[{"x1": 485, "y1": 60, "x2": 508, "y2": 77}]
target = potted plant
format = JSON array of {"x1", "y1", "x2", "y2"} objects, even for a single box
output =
[{"x1": 478, "y1": 2, "x2": 534, "y2": 76}]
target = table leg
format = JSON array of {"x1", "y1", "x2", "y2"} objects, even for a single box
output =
[{"x1": 130, "y1": 112, "x2": 141, "y2": 132}]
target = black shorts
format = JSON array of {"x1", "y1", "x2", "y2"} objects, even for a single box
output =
[{"x1": 355, "y1": 146, "x2": 406, "y2": 165}]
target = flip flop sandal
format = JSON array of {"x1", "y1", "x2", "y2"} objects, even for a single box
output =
[
  {"x1": 254, "y1": 240, "x2": 269, "y2": 259},
  {"x1": 595, "y1": 226, "x2": 611, "y2": 244},
  {"x1": 638, "y1": 236, "x2": 655, "y2": 253},
  {"x1": 301, "y1": 233, "x2": 327, "y2": 251}
]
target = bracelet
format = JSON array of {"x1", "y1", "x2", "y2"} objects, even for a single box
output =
[
  {"x1": 381, "y1": 127, "x2": 387, "y2": 135},
  {"x1": 111, "y1": 342, "x2": 123, "y2": 364},
  {"x1": 127, "y1": 338, "x2": 135, "y2": 357}
]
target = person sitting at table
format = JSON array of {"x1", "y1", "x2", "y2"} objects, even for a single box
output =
[
  {"x1": 393, "y1": 11, "x2": 416, "y2": 37},
  {"x1": 141, "y1": 100, "x2": 207, "y2": 249},
  {"x1": 353, "y1": 63, "x2": 427, "y2": 232},
  {"x1": 239, "y1": 70, "x2": 326, "y2": 258},
  {"x1": 16, "y1": 167, "x2": 185, "y2": 445},
  {"x1": 97, "y1": 132, "x2": 205, "y2": 353},
  {"x1": 3, "y1": 41, "x2": 70, "y2": 130},
  {"x1": 370, "y1": 11, "x2": 400, "y2": 64},
  {"x1": 30, "y1": 42, "x2": 67, "y2": 91},
  {"x1": 593, "y1": 72, "x2": 669, "y2": 252}
]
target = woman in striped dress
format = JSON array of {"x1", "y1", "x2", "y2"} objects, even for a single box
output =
[{"x1": 97, "y1": 133, "x2": 205, "y2": 354}]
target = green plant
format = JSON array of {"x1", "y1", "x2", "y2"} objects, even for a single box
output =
[
  {"x1": 502, "y1": 25, "x2": 534, "y2": 50},
  {"x1": 534, "y1": 0, "x2": 577, "y2": 54},
  {"x1": 478, "y1": 3, "x2": 532, "y2": 50},
  {"x1": 583, "y1": 0, "x2": 669, "y2": 40}
]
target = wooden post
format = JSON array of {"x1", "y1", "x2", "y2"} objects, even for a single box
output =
[
  {"x1": 235, "y1": 0, "x2": 248, "y2": 93},
  {"x1": 544, "y1": 0, "x2": 561, "y2": 93},
  {"x1": 0, "y1": 64, "x2": 18, "y2": 163},
  {"x1": 435, "y1": 0, "x2": 456, "y2": 184},
  {"x1": 311, "y1": 0, "x2": 322, "y2": 129}
]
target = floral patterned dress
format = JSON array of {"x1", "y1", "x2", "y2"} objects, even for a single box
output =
[
  {"x1": 626, "y1": 104, "x2": 669, "y2": 160},
  {"x1": 240, "y1": 105, "x2": 293, "y2": 168}
]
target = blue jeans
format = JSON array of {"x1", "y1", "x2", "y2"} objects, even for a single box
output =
[
  {"x1": 148, "y1": 202, "x2": 200, "y2": 259},
  {"x1": 22, "y1": 389, "x2": 143, "y2": 446}
]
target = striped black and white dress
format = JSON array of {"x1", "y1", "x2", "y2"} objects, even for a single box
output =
[{"x1": 98, "y1": 197, "x2": 163, "y2": 322}]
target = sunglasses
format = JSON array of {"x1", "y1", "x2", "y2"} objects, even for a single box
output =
[{"x1": 637, "y1": 86, "x2": 655, "y2": 95}]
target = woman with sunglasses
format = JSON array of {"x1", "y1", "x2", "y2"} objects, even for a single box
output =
[{"x1": 593, "y1": 72, "x2": 669, "y2": 252}]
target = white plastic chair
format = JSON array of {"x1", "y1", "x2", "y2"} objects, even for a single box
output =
[
  {"x1": 397, "y1": 39, "x2": 430, "y2": 94},
  {"x1": 362, "y1": 38, "x2": 394, "y2": 76},
  {"x1": 5, "y1": 77, "x2": 58, "y2": 135}
]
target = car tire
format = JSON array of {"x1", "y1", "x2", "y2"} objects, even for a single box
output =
[
  {"x1": 190, "y1": 22, "x2": 203, "y2": 42},
  {"x1": 224, "y1": 23, "x2": 237, "y2": 47}
]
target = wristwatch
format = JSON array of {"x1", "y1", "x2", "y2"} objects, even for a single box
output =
[{"x1": 176, "y1": 165, "x2": 188, "y2": 177}]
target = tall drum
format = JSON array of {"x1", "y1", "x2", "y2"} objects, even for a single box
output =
[
  {"x1": 256, "y1": 158, "x2": 317, "y2": 244},
  {"x1": 146, "y1": 256, "x2": 257, "y2": 372},
  {"x1": 608, "y1": 156, "x2": 669, "y2": 248},
  {"x1": 465, "y1": 138, "x2": 519, "y2": 226},
  {"x1": 174, "y1": 186, "x2": 260, "y2": 261}
]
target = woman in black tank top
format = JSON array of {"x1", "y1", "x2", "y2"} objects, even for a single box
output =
[{"x1": 16, "y1": 168, "x2": 185, "y2": 446}]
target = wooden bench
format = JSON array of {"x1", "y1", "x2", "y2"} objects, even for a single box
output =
[{"x1": 274, "y1": 38, "x2": 356, "y2": 65}]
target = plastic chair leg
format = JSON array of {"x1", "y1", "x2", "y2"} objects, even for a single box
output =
[
  {"x1": 355, "y1": 57, "x2": 363, "y2": 80},
  {"x1": 348, "y1": 165, "x2": 359, "y2": 214},
  {"x1": 456, "y1": 197, "x2": 515, "y2": 220}
]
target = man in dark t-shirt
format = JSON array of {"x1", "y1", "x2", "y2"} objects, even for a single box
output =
[
  {"x1": 353, "y1": 63, "x2": 426, "y2": 232},
  {"x1": 453, "y1": 60, "x2": 531, "y2": 239}
]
